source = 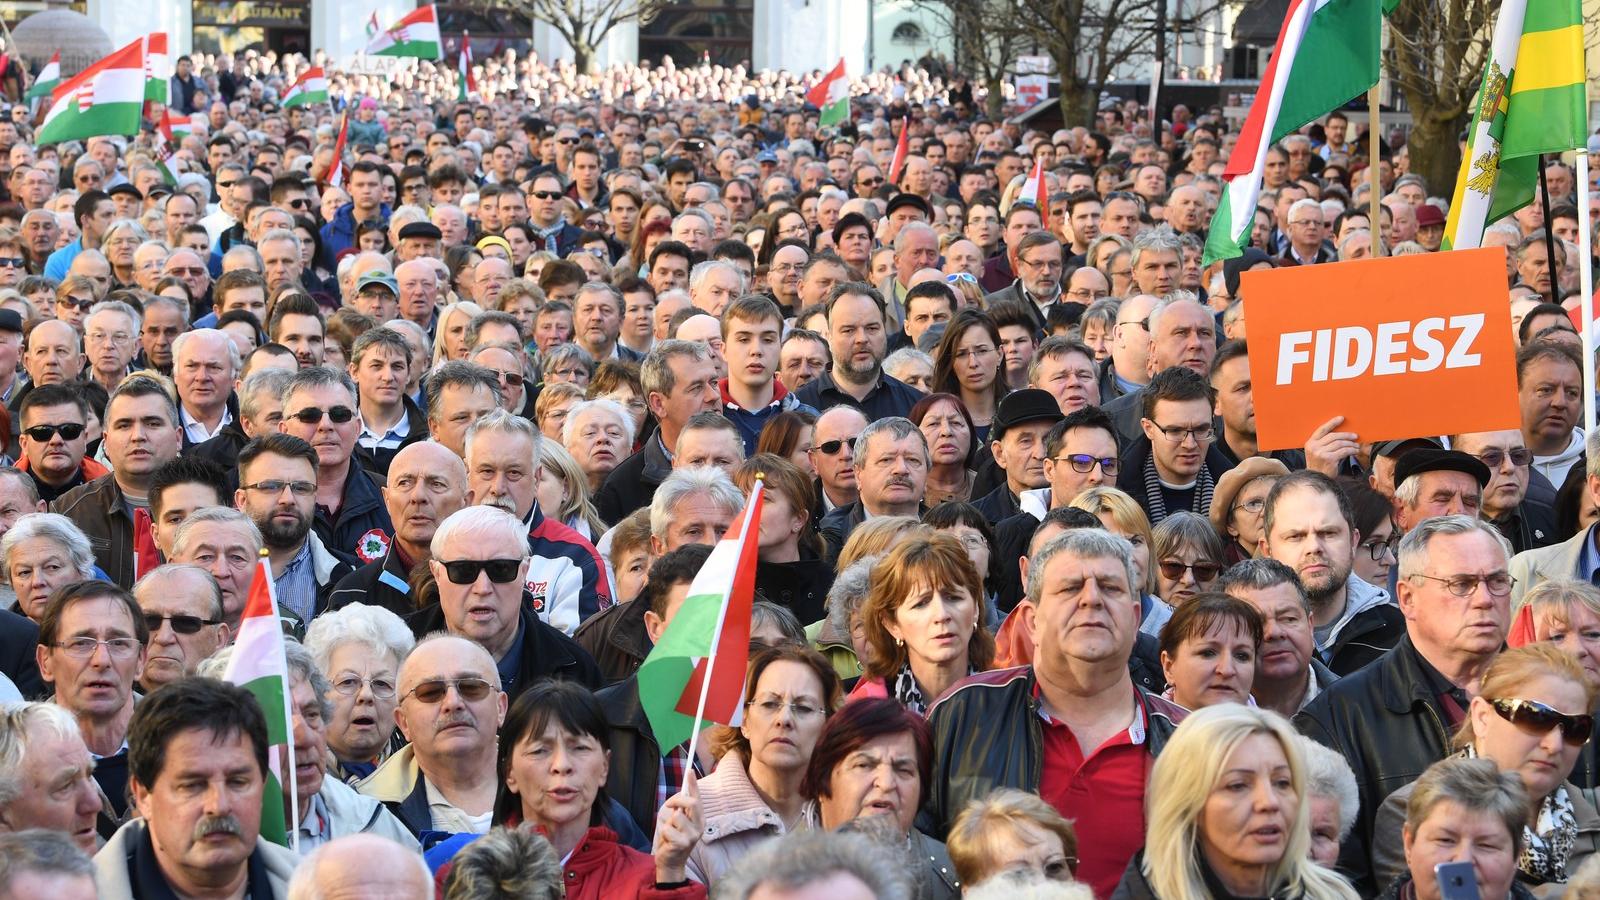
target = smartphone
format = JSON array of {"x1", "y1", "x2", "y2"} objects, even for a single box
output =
[
  {"x1": 685, "y1": 139, "x2": 706, "y2": 152},
  {"x1": 1434, "y1": 862, "x2": 1480, "y2": 900}
]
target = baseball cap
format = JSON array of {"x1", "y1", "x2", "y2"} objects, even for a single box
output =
[
  {"x1": 991, "y1": 389, "x2": 1065, "y2": 441},
  {"x1": 355, "y1": 272, "x2": 398, "y2": 295}
]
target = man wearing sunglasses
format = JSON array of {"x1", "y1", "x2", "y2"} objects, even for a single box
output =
[
  {"x1": 1298, "y1": 515, "x2": 1517, "y2": 894},
  {"x1": 1451, "y1": 430, "x2": 1556, "y2": 556},
  {"x1": 278, "y1": 367, "x2": 394, "y2": 563},
  {"x1": 131, "y1": 563, "x2": 229, "y2": 694},
  {"x1": 17, "y1": 384, "x2": 104, "y2": 503}
]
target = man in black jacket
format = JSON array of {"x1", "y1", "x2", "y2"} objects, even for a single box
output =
[
  {"x1": 1296, "y1": 514, "x2": 1515, "y2": 895},
  {"x1": 595, "y1": 339, "x2": 720, "y2": 526},
  {"x1": 819, "y1": 417, "x2": 929, "y2": 561},
  {"x1": 970, "y1": 389, "x2": 1062, "y2": 525},
  {"x1": 927, "y1": 528, "x2": 1186, "y2": 899}
]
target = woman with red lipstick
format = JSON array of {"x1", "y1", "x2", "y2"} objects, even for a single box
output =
[
  {"x1": 1114, "y1": 704, "x2": 1360, "y2": 899},
  {"x1": 1371, "y1": 644, "x2": 1600, "y2": 893},
  {"x1": 849, "y1": 533, "x2": 996, "y2": 714}
]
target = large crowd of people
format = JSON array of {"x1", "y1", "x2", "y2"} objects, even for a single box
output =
[{"x1": 0, "y1": 39, "x2": 1595, "y2": 900}]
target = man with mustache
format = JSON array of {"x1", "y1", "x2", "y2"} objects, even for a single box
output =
[
  {"x1": 328, "y1": 440, "x2": 469, "y2": 618},
  {"x1": 96, "y1": 677, "x2": 299, "y2": 898},
  {"x1": 464, "y1": 410, "x2": 610, "y2": 637},
  {"x1": 819, "y1": 417, "x2": 930, "y2": 561},
  {"x1": 235, "y1": 435, "x2": 357, "y2": 623},
  {"x1": 356, "y1": 633, "x2": 507, "y2": 839}
]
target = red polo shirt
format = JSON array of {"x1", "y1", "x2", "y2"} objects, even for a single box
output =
[{"x1": 1036, "y1": 684, "x2": 1150, "y2": 899}]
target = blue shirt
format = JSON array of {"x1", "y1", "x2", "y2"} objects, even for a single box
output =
[
  {"x1": 495, "y1": 613, "x2": 527, "y2": 694},
  {"x1": 1579, "y1": 524, "x2": 1600, "y2": 586},
  {"x1": 43, "y1": 237, "x2": 87, "y2": 282},
  {"x1": 274, "y1": 540, "x2": 319, "y2": 622}
]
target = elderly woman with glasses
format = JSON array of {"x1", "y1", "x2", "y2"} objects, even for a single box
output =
[
  {"x1": 304, "y1": 602, "x2": 417, "y2": 782},
  {"x1": 947, "y1": 789, "x2": 1080, "y2": 889},
  {"x1": 1210, "y1": 459, "x2": 1289, "y2": 564},
  {"x1": 1372, "y1": 644, "x2": 1600, "y2": 894}
]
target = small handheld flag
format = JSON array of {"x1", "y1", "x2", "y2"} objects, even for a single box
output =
[
  {"x1": 806, "y1": 59, "x2": 849, "y2": 129},
  {"x1": 888, "y1": 116, "x2": 910, "y2": 186},
  {"x1": 457, "y1": 32, "x2": 478, "y2": 102},
  {"x1": 282, "y1": 66, "x2": 328, "y2": 109},
  {"x1": 366, "y1": 5, "x2": 442, "y2": 60},
  {"x1": 1019, "y1": 156, "x2": 1049, "y2": 211},
  {"x1": 25, "y1": 51, "x2": 59, "y2": 101},
  {"x1": 36, "y1": 40, "x2": 146, "y2": 145},
  {"x1": 326, "y1": 111, "x2": 350, "y2": 189}
]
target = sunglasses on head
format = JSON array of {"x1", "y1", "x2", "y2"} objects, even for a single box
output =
[
  {"x1": 1492, "y1": 698, "x2": 1595, "y2": 746},
  {"x1": 143, "y1": 612, "x2": 220, "y2": 635},
  {"x1": 1158, "y1": 560, "x2": 1222, "y2": 582},
  {"x1": 24, "y1": 423, "x2": 85, "y2": 442},
  {"x1": 288, "y1": 406, "x2": 355, "y2": 425},
  {"x1": 406, "y1": 677, "x2": 495, "y2": 704},
  {"x1": 438, "y1": 558, "x2": 523, "y2": 584},
  {"x1": 811, "y1": 437, "x2": 856, "y2": 455}
]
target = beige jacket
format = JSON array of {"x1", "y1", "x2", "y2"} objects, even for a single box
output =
[
  {"x1": 685, "y1": 752, "x2": 805, "y2": 886},
  {"x1": 93, "y1": 817, "x2": 299, "y2": 900}
]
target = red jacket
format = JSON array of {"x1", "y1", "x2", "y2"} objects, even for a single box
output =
[{"x1": 435, "y1": 826, "x2": 706, "y2": 900}]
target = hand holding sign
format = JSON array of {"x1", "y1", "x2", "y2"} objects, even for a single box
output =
[{"x1": 1243, "y1": 248, "x2": 1520, "y2": 452}]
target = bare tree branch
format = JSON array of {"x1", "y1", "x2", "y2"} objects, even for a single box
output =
[{"x1": 499, "y1": 0, "x2": 672, "y2": 73}]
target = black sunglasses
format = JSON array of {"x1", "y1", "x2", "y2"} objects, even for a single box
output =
[
  {"x1": 811, "y1": 437, "x2": 856, "y2": 456},
  {"x1": 143, "y1": 612, "x2": 221, "y2": 635},
  {"x1": 1157, "y1": 560, "x2": 1222, "y2": 582},
  {"x1": 1491, "y1": 698, "x2": 1595, "y2": 746},
  {"x1": 58, "y1": 297, "x2": 95, "y2": 311},
  {"x1": 288, "y1": 406, "x2": 355, "y2": 425},
  {"x1": 438, "y1": 558, "x2": 523, "y2": 585},
  {"x1": 530, "y1": 190, "x2": 562, "y2": 200},
  {"x1": 24, "y1": 423, "x2": 85, "y2": 442}
]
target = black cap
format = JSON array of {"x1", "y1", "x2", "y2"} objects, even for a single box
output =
[
  {"x1": 0, "y1": 310, "x2": 21, "y2": 333},
  {"x1": 107, "y1": 183, "x2": 142, "y2": 199},
  {"x1": 991, "y1": 389, "x2": 1064, "y2": 440},
  {"x1": 1373, "y1": 436, "x2": 1443, "y2": 460},
  {"x1": 397, "y1": 222, "x2": 443, "y2": 241},
  {"x1": 1392, "y1": 448, "x2": 1492, "y2": 491},
  {"x1": 885, "y1": 193, "x2": 931, "y2": 221}
]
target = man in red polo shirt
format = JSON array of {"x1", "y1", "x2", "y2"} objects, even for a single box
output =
[{"x1": 925, "y1": 528, "x2": 1187, "y2": 897}]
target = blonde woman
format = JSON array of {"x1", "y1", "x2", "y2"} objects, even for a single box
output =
[
  {"x1": 1114, "y1": 704, "x2": 1360, "y2": 899},
  {"x1": 431, "y1": 300, "x2": 485, "y2": 365},
  {"x1": 947, "y1": 789, "x2": 1080, "y2": 889},
  {"x1": 535, "y1": 439, "x2": 605, "y2": 541}
]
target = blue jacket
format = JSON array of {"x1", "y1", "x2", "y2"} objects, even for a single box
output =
[
  {"x1": 320, "y1": 201, "x2": 391, "y2": 269},
  {"x1": 718, "y1": 378, "x2": 814, "y2": 455},
  {"x1": 315, "y1": 462, "x2": 394, "y2": 563},
  {"x1": 43, "y1": 237, "x2": 88, "y2": 281},
  {"x1": 347, "y1": 117, "x2": 388, "y2": 147}
]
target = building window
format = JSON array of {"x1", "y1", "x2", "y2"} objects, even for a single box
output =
[{"x1": 892, "y1": 22, "x2": 923, "y2": 44}]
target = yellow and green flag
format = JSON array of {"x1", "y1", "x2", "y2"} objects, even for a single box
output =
[{"x1": 1442, "y1": 0, "x2": 1586, "y2": 249}]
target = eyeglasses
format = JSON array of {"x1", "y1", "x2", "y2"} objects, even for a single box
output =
[
  {"x1": 1491, "y1": 698, "x2": 1595, "y2": 746},
  {"x1": 437, "y1": 558, "x2": 523, "y2": 584},
  {"x1": 1408, "y1": 571, "x2": 1516, "y2": 597},
  {"x1": 404, "y1": 677, "x2": 495, "y2": 704},
  {"x1": 24, "y1": 422, "x2": 85, "y2": 442},
  {"x1": 287, "y1": 406, "x2": 355, "y2": 425},
  {"x1": 1017, "y1": 256, "x2": 1063, "y2": 272},
  {"x1": 1151, "y1": 422, "x2": 1215, "y2": 444},
  {"x1": 1231, "y1": 497, "x2": 1266, "y2": 516},
  {"x1": 492, "y1": 370, "x2": 526, "y2": 388},
  {"x1": 0, "y1": 257, "x2": 24, "y2": 269},
  {"x1": 53, "y1": 636, "x2": 142, "y2": 658},
  {"x1": 332, "y1": 674, "x2": 398, "y2": 699},
  {"x1": 811, "y1": 437, "x2": 856, "y2": 456},
  {"x1": 1056, "y1": 454, "x2": 1118, "y2": 476},
  {"x1": 87, "y1": 330, "x2": 132, "y2": 344},
  {"x1": 243, "y1": 480, "x2": 318, "y2": 497},
  {"x1": 530, "y1": 190, "x2": 562, "y2": 200},
  {"x1": 143, "y1": 613, "x2": 220, "y2": 635},
  {"x1": 1475, "y1": 448, "x2": 1533, "y2": 469},
  {"x1": 747, "y1": 696, "x2": 825, "y2": 719},
  {"x1": 1360, "y1": 535, "x2": 1399, "y2": 560},
  {"x1": 57, "y1": 297, "x2": 95, "y2": 311},
  {"x1": 1157, "y1": 560, "x2": 1222, "y2": 582}
]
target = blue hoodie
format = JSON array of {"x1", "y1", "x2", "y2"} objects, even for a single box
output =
[{"x1": 319, "y1": 201, "x2": 392, "y2": 269}]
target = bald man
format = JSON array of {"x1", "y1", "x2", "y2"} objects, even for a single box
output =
[
  {"x1": 327, "y1": 440, "x2": 469, "y2": 617},
  {"x1": 286, "y1": 833, "x2": 433, "y2": 899}
]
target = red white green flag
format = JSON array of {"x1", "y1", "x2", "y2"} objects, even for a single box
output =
[
  {"x1": 283, "y1": 66, "x2": 328, "y2": 108},
  {"x1": 326, "y1": 111, "x2": 350, "y2": 189},
  {"x1": 157, "y1": 108, "x2": 187, "y2": 184},
  {"x1": 37, "y1": 40, "x2": 146, "y2": 145},
  {"x1": 1019, "y1": 156, "x2": 1049, "y2": 210},
  {"x1": 25, "y1": 51, "x2": 59, "y2": 101},
  {"x1": 367, "y1": 5, "x2": 442, "y2": 60},
  {"x1": 806, "y1": 58, "x2": 850, "y2": 128},
  {"x1": 1201, "y1": 0, "x2": 1381, "y2": 263},
  {"x1": 888, "y1": 116, "x2": 910, "y2": 186},
  {"x1": 457, "y1": 32, "x2": 478, "y2": 102},
  {"x1": 220, "y1": 557, "x2": 297, "y2": 848},
  {"x1": 143, "y1": 33, "x2": 169, "y2": 104},
  {"x1": 639, "y1": 479, "x2": 762, "y2": 753}
]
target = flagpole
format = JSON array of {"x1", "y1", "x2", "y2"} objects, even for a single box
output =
[
  {"x1": 683, "y1": 479, "x2": 763, "y2": 767},
  {"x1": 1368, "y1": 83, "x2": 1383, "y2": 257},
  {"x1": 1579, "y1": 150, "x2": 1595, "y2": 432},
  {"x1": 1538, "y1": 153, "x2": 1561, "y2": 301}
]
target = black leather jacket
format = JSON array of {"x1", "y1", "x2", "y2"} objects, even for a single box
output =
[
  {"x1": 1295, "y1": 635, "x2": 1454, "y2": 895},
  {"x1": 924, "y1": 666, "x2": 1185, "y2": 837}
]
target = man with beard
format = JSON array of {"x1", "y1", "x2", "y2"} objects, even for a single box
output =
[
  {"x1": 465, "y1": 410, "x2": 609, "y2": 636},
  {"x1": 235, "y1": 434, "x2": 356, "y2": 623},
  {"x1": 793, "y1": 283, "x2": 923, "y2": 421},
  {"x1": 1259, "y1": 470, "x2": 1403, "y2": 676}
]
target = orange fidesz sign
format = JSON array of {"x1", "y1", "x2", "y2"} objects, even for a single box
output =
[{"x1": 1242, "y1": 247, "x2": 1520, "y2": 452}]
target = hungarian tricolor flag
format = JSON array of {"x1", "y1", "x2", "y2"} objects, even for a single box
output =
[
  {"x1": 1201, "y1": 0, "x2": 1381, "y2": 263},
  {"x1": 282, "y1": 66, "x2": 328, "y2": 108},
  {"x1": 25, "y1": 51, "x2": 59, "y2": 101},
  {"x1": 887, "y1": 116, "x2": 910, "y2": 186},
  {"x1": 1019, "y1": 156, "x2": 1049, "y2": 210},
  {"x1": 220, "y1": 556, "x2": 297, "y2": 847},
  {"x1": 164, "y1": 112, "x2": 192, "y2": 137},
  {"x1": 367, "y1": 5, "x2": 442, "y2": 60},
  {"x1": 365, "y1": 10, "x2": 381, "y2": 39},
  {"x1": 36, "y1": 40, "x2": 146, "y2": 145},
  {"x1": 1442, "y1": 0, "x2": 1587, "y2": 249},
  {"x1": 457, "y1": 32, "x2": 478, "y2": 102},
  {"x1": 157, "y1": 108, "x2": 187, "y2": 184},
  {"x1": 143, "y1": 33, "x2": 169, "y2": 104},
  {"x1": 639, "y1": 479, "x2": 763, "y2": 752},
  {"x1": 326, "y1": 111, "x2": 350, "y2": 189},
  {"x1": 806, "y1": 58, "x2": 849, "y2": 128}
]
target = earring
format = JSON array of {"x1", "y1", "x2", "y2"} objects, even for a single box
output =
[{"x1": 896, "y1": 637, "x2": 904, "y2": 647}]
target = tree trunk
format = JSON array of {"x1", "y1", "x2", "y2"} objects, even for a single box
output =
[
  {"x1": 1405, "y1": 110, "x2": 1466, "y2": 202},
  {"x1": 572, "y1": 43, "x2": 594, "y2": 74},
  {"x1": 1056, "y1": 72, "x2": 1093, "y2": 129},
  {"x1": 986, "y1": 75, "x2": 1006, "y2": 118}
]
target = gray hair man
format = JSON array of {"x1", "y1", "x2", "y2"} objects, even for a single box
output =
[
  {"x1": 0, "y1": 703, "x2": 103, "y2": 853},
  {"x1": 0, "y1": 829, "x2": 97, "y2": 900},
  {"x1": 647, "y1": 465, "x2": 745, "y2": 557},
  {"x1": 594, "y1": 340, "x2": 719, "y2": 525},
  {"x1": 818, "y1": 417, "x2": 928, "y2": 560},
  {"x1": 1130, "y1": 226, "x2": 1183, "y2": 296}
]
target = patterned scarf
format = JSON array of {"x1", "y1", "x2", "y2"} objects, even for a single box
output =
[
  {"x1": 1140, "y1": 453, "x2": 1217, "y2": 523},
  {"x1": 892, "y1": 663, "x2": 928, "y2": 716},
  {"x1": 1520, "y1": 784, "x2": 1579, "y2": 883}
]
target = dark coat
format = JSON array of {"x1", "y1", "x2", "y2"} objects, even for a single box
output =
[
  {"x1": 314, "y1": 464, "x2": 394, "y2": 563},
  {"x1": 404, "y1": 602, "x2": 602, "y2": 699},
  {"x1": 593, "y1": 434, "x2": 671, "y2": 527},
  {"x1": 574, "y1": 598, "x2": 651, "y2": 687},
  {"x1": 0, "y1": 606, "x2": 43, "y2": 698},
  {"x1": 596, "y1": 675, "x2": 665, "y2": 839}
]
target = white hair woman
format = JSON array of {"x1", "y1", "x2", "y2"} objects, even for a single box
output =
[
  {"x1": 1114, "y1": 704, "x2": 1359, "y2": 899},
  {"x1": 303, "y1": 602, "x2": 417, "y2": 782},
  {"x1": 1295, "y1": 735, "x2": 1360, "y2": 870},
  {"x1": 0, "y1": 513, "x2": 96, "y2": 623}
]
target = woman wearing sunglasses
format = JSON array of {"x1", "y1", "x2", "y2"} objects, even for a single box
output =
[
  {"x1": 1510, "y1": 579, "x2": 1600, "y2": 788},
  {"x1": 1157, "y1": 593, "x2": 1263, "y2": 711},
  {"x1": 1372, "y1": 644, "x2": 1600, "y2": 893},
  {"x1": 1152, "y1": 511, "x2": 1226, "y2": 609}
]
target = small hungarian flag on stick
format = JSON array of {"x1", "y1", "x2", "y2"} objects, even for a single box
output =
[
  {"x1": 1200, "y1": 0, "x2": 1380, "y2": 263},
  {"x1": 326, "y1": 110, "x2": 350, "y2": 189},
  {"x1": 639, "y1": 478, "x2": 763, "y2": 755},
  {"x1": 143, "y1": 32, "x2": 169, "y2": 104},
  {"x1": 220, "y1": 553, "x2": 299, "y2": 850},
  {"x1": 367, "y1": 5, "x2": 442, "y2": 60},
  {"x1": 457, "y1": 32, "x2": 478, "y2": 102},
  {"x1": 806, "y1": 58, "x2": 849, "y2": 128},
  {"x1": 282, "y1": 66, "x2": 328, "y2": 108},
  {"x1": 887, "y1": 116, "x2": 910, "y2": 186},
  {"x1": 164, "y1": 111, "x2": 192, "y2": 137},
  {"x1": 1019, "y1": 156, "x2": 1049, "y2": 210},
  {"x1": 365, "y1": 10, "x2": 380, "y2": 39},
  {"x1": 36, "y1": 40, "x2": 146, "y2": 145},
  {"x1": 157, "y1": 108, "x2": 187, "y2": 184},
  {"x1": 25, "y1": 51, "x2": 59, "y2": 101}
]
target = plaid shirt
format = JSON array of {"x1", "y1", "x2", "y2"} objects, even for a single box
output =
[{"x1": 659, "y1": 743, "x2": 690, "y2": 813}]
